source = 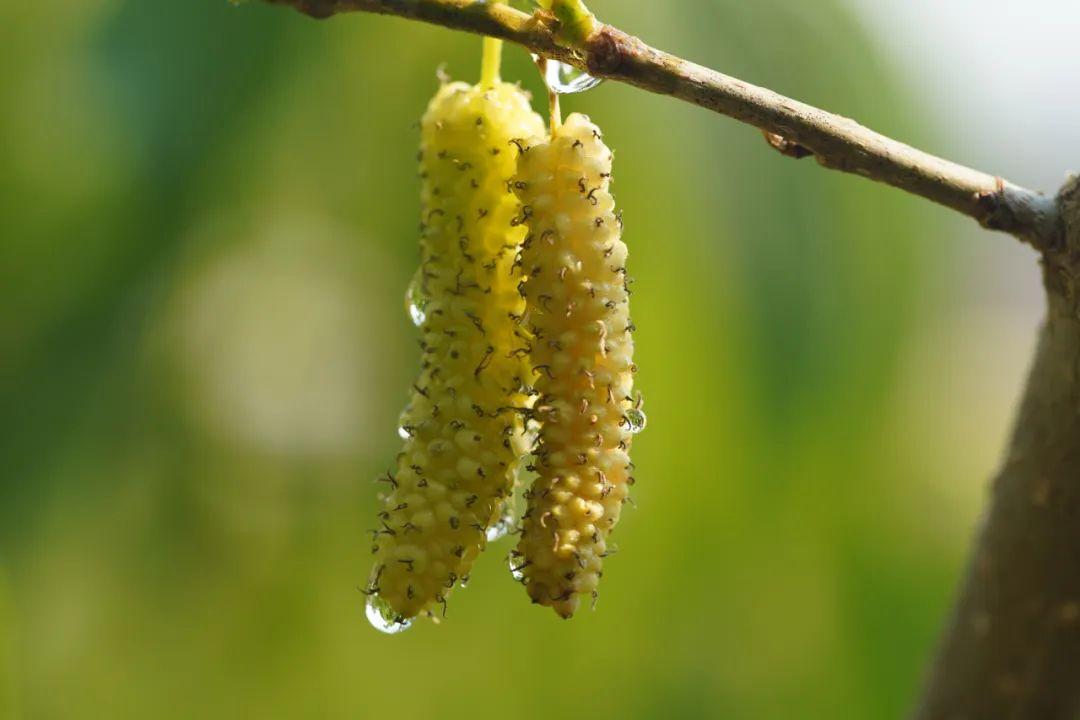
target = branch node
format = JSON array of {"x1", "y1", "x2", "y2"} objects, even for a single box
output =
[
  {"x1": 974, "y1": 176, "x2": 1009, "y2": 230},
  {"x1": 762, "y1": 131, "x2": 814, "y2": 160},
  {"x1": 585, "y1": 25, "x2": 631, "y2": 76}
]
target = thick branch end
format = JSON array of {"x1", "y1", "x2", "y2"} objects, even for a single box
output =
[
  {"x1": 1041, "y1": 174, "x2": 1080, "y2": 309},
  {"x1": 972, "y1": 180, "x2": 1061, "y2": 252}
]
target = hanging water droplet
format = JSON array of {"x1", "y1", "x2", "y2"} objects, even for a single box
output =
[
  {"x1": 486, "y1": 509, "x2": 515, "y2": 542},
  {"x1": 541, "y1": 59, "x2": 602, "y2": 95},
  {"x1": 509, "y1": 555, "x2": 527, "y2": 581},
  {"x1": 624, "y1": 408, "x2": 647, "y2": 434},
  {"x1": 404, "y1": 273, "x2": 427, "y2": 327},
  {"x1": 365, "y1": 595, "x2": 413, "y2": 635}
]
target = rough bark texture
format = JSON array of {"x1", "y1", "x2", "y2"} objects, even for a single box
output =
[{"x1": 916, "y1": 176, "x2": 1080, "y2": 719}]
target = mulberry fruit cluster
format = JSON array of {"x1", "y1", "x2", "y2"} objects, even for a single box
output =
[
  {"x1": 367, "y1": 57, "x2": 640, "y2": 630},
  {"x1": 367, "y1": 78, "x2": 545, "y2": 625},
  {"x1": 510, "y1": 113, "x2": 637, "y2": 619}
]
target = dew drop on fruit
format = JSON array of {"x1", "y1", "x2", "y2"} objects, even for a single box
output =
[
  {"x1": 509, "y1": 554, "x2": 526, "y2": 581},
  {"x1": 486, "y1": 508, "x2": 515, "y2": 542},
  {"x1": 365, "y1": 595, "x2": 413, "y2": 635},
  {"x1": 404, "y1": 273, "x2": 427, "y2": 326},
  {"x1": 532, "y1": 57, "x2": 603, "y2": 95},
  {"x1": 624, "y1": 408, "x2": 647, "y2": 434}
]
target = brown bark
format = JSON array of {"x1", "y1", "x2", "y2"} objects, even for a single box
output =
[{"x1": 915, "y1": 176, "x2": 1080, "y2": 719}]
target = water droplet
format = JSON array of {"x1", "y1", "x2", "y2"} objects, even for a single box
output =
[
  {"x1": 624, "y1": 408, "x2": 647, "y2": 434},
  {"x1": 546, "y1": 60, "x2": 603, "y2": 95},
  {"x1": 404, "y1": 273, "x2": 426, "y2": 327},
  {"x1": 486, "y1": 510, "x2": 515, "y2": 542},
  {"x1": 365, "y1": 595, "x2": 413, "y2": 635},
  {"x1": 397, "y1": 425, "x2": 412, "y2": 440},
  {"x1": 509, "y1": 555, "x2": 527, "y2": 581},
  {"x1": 533, "y1": 56, "x2": 603, "y2": 95}
]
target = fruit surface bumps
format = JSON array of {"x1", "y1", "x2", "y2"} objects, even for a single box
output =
[
  {"x1": 369, "y1": 80, "x2": 545, "y2": 621},
  {"x1": 512, "y1": 113, "x2": 637, "y2": 618}
]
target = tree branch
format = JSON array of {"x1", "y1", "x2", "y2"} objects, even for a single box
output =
[
  {"x1": 914, "y1": 177, "x2": 1080, "y2": 720},
  {"x1": 262, "y1": 0, "x2": 1060, "y2": 248}
]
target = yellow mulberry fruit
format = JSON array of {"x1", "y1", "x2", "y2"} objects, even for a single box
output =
[
  {"x1": 366, "y1": 58, "x2": 546, "y2": 629},
  {"x1": 511, "y1": 112, "x2": 642, "y2": 618}
]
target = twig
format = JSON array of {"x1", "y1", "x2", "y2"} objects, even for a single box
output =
[{"x1": 260, "y1": 0, "x2": 1059, "y2": 248}]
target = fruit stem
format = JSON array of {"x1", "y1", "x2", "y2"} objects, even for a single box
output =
[
  {"x1": 549, "y1": 87, "x2": 561, "y2": 134},
  {"x1": 480, "y1": 0, "x2": 503, "y2": 91},
  {"x1": 481, "y1": 36, "x2": 502, "y2": 87},
  {"x1": 534, "y1": 56, "x2": 562, "y2": 134}
]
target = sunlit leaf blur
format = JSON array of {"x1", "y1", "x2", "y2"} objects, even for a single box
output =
[{"x1": 0, "y1": 0, "x2": 1048, "y2": 717}]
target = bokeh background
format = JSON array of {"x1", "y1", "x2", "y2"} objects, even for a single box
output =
[{"x1": 3, "y1": 0, "x2": 1078, "y2": 717}]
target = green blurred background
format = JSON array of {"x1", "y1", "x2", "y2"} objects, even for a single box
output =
[{"x1": 1, "y1": 0, "x2": 1064, "y2": 717}]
